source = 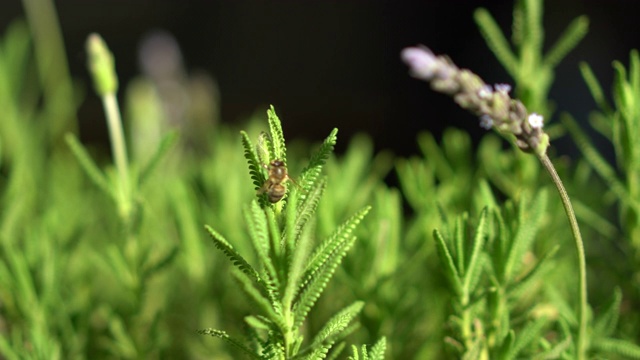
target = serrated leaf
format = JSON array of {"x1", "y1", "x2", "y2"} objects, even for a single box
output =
[
  {"x1": 283, "y1": 196, "x2": 315, "y2": 311},
  {"x1": 368, "y1": 337, "x2": 387, "y2": 360},
  {"x1": 474, "y1": 8, "x2": 518, "y2": 77},
  {"x1": 294, "y1": 179, "x2": 326, "y2": 243},
  {"x1": 241, "y1": 130, "x2": 269, "y2": 207},
  {"x1": 300, "y1": 128, "x2": 338, "y2": 194},
  {"x1": 593, "y1": 337, "x2": 640, "y2": 358},
  {"x1": 579, "y1": 62, "x2": 611, "y2": 114},
  {"x1": 593, "y1": 287, "x2": 622, "y2": 338},
  {"x1": 231, "y1": 268, "x2": 283, "y2": 327},
  {"x1": 244, "y1": 201, "x2": 280, "y2": 291},
  {"x1": 543, "y1": 16, "x2": 588, "y2": 68},
  {"x1": 433, "y1": 229, "x2": 464, "y2": 297},
  {"x1": 463, "y1": 208, "x2": 488, "y2": 292},
  {"x1": 293, "y1": 235, "x2": 357, "y2": 330},
  {"x1": 504, "y1": 190, "x2": 547, "y2": 280},
  {"x1": 302, "y1": 206, "x2": 370, "y2": 287},
  {"x1": 562, "y1": 113, "x2": 637, "y2": 211},
  {"x1": 204, "y1": 225, "x2": 263, "y2": 287},
  {"x1": 293, "y1": 207, "x2": 370, "y2": 328},
  {"x1": 508, "y1": 316, "x2": 548, "y2": 358},
  {"x1": 198, "y1": 329, "x2": 261, "y2": 359},
  {"x1": 454, "y1": 213, "x2": 467, "y2": 276},
  {"x1": 267, "y1": 105, "x2": 287, "y2": 164},
  {"x1": 302, "y1": 301, "x2": 364, "y2": 359}
]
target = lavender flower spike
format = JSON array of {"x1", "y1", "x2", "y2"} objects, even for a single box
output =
[{"x1": 401, "y1": 44, "x2": 549, "y2": 156}]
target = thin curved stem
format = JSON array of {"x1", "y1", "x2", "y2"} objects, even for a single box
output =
[{"x1": 538, "y1": 152, "x2": 587, "y2": 359}]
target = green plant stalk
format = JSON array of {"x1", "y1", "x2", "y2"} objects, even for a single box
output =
[
  {"x1": 102, "y1": 92, "x2": 132, "y2": 218},
  {"x1": 537, "y1": 152, "x2": 587, "y2": 359},
  {"x1": 21, "y1": 0, "x2": 77, "y2": 140},
  {"x1": 460, "y1": 290, "x2": 474, "y2": 351}
]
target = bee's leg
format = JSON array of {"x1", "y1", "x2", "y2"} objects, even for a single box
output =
[{"x1": 257, "y1": 182, "x2": 269, "y2": 195}]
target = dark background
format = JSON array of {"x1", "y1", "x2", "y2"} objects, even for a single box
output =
[{"x1": 2, "y1": 0, "x2": 640, "y2": 157}]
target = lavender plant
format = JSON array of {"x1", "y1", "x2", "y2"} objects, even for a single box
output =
[
  {"x1": 199, "y1": 107, "x2": 385, "y2": 359},
  {"x1": 3, "y1": 0, "x2": 640, "y2": 359}
]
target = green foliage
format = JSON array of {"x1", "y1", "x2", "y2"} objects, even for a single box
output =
[
  {"x1": 201, "y1": 113, "x2": 372, "y2": 359},
  {"x1": 433, "y1": 194, "x2": 570, "y2": 359},
  {"x1": 2, "y1": 0, "x2": 640, "y2": 359},
  {"x1": 565, "y1": 48, "x2": 640, "y2": 360},
  {"x1": 475, "y1": 0, "x2": 588, "y2": 118},
  {"x1": 346, "y1": 337, "x2": 386, "y2": 360}
]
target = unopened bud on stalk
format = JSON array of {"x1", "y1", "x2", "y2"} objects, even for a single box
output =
[{"x1": 86, "y1": 33, "x2": 119, "y2": 95}]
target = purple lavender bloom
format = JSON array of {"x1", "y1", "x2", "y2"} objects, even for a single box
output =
[
  {"x1": 401, "y1": 46, "x2": 439, "y2": 80},
  {"x1": 479, "y1": 115, "x2": 494, "y2": 130}
]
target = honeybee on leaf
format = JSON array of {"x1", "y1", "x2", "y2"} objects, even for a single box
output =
[{"x1": 256, "y1": 132, "x2": 301, "y2": 203}]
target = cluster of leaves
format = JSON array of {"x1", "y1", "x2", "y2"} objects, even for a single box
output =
[{"x1": 199, "y1": 108, "x2": 384, "y2": 359}]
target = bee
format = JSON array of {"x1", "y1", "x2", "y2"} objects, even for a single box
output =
[{"x1": 258, "y1": 159, "x2": 290, "y2": 203}]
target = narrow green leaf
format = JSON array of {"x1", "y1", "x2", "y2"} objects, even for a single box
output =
[
  {"x1": 204, "y1": 225, "x2": 263, "y2": 287},
  {"x1": 141, "y1": 246, "x2": 179, "y2": 279},
  {"x1": 348, "y1": 345, "x2": 360, "y2": 360},
  {"x1": 496, "y1": 330, "x2": 515, "y2": 359},
  {"x1": 293, "y1": 204, "x2": 368, "y2": 330},
  {"x1": 454, "y1": 213, "x2": 467, "y2": 277},
  {"x1": 293, "y1": 234, "x2": 357, "y2": 330},
  {"x1": 300, "y1": 128, "x2": 338, "y2": 193},
  {"x1": 463, "y1": 208, "x2": 488, "y2": 292},
  {"x1": 504, "y1": 189, "x2": 547, "y2": 279},
  {"x1": 462, "y1": 337, "x2": 483, "y2": 360},
  {"x1": 508, "y1": 316, "x2": 548, "y2": 358},
  {"x1": 65, "y1": 133, "x2": 113, "y2": 198},
  {"x1": 266, "y1": 206, "x2": 283, "y2": 261},
  {"x1": 138, "y1": 131, "x2": 177, "y2": 187},
  {"x1": 573, "y1": 200, "x2": 619, "y2": 238},
  {"x1": 508, "y1": 244, "x2": 558, "y2": 296},
  {"x1": 417, "y1": 132, "x2": 453, "y2": 181},
  {"x1": 241, "y1": 130, "x2": 268, "y2": 206},
  {"x1": 303, "y1": 206, "x2": 370, "y2": 285},
  {"x1": 544, "y1": 16, "x2": 589, "y2": 68},
  {"x1": 532, "y1": 336, "x2": 572, "y2": 360},
  {"x1": 474, "y1": 8, "x2": 518, "y2": 77},
  {"x1": 368, "y1": 337, "x2": 387, "y2": 360},
  {"x1": 107, "y1": 313, "x2": 137, "y2": 358},
  {"x1": 294, "y1": 179, "x2": 326, "y2": 244},
  {"x1": 593, "y1": 287, "x2": 622, "y2": 338},
  {"x1": 433, "y1": 229, "x2": 464, "y2": 297},
  {"x1": 593, "y1": 337, "x2": 640, "y2": 358},
  {"x1": 562, "y1": 113, "x2": 637, "y2": 210},
  {"x1": 244, "y1": 201, "x2": 279, "y2": 290},
  {"x1": 306, "y1": 301, "x2": 365, "y2": 354},
  {"x1": 267, "y1": 105, "x2": 287, "y2": 164},
  {"x1": 198, "y1": 329, "x2": 261, "y2": 359},
  {"x1": 283, "y1": 195, "x2": 314, "y2": 311},
  {"x1": 232, "y1": 268, "x2": 283, "y2": 327},
  {"x1": 579, "y1": 62, "x2": 612, "y2": 114},
  {"x1": 612, "y1": 61, "x2": 632, "y2": 117},
  {"x1": 511, "y1": 0, "x2": 524, "y2": 46},
  {"x1": 523, "y1": 0, "x2": 543, "y2": 52},
  {"x1": 477, "y1": 178, "x2": 498, "y2": 210}
]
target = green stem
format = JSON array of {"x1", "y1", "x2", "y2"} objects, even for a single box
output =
[
  {"x1": 537, "y1": 152, "x2": 587, "y2": 359},
  {"x1": 102, "y1": 92, "x2": 131, "y2": 218}
]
